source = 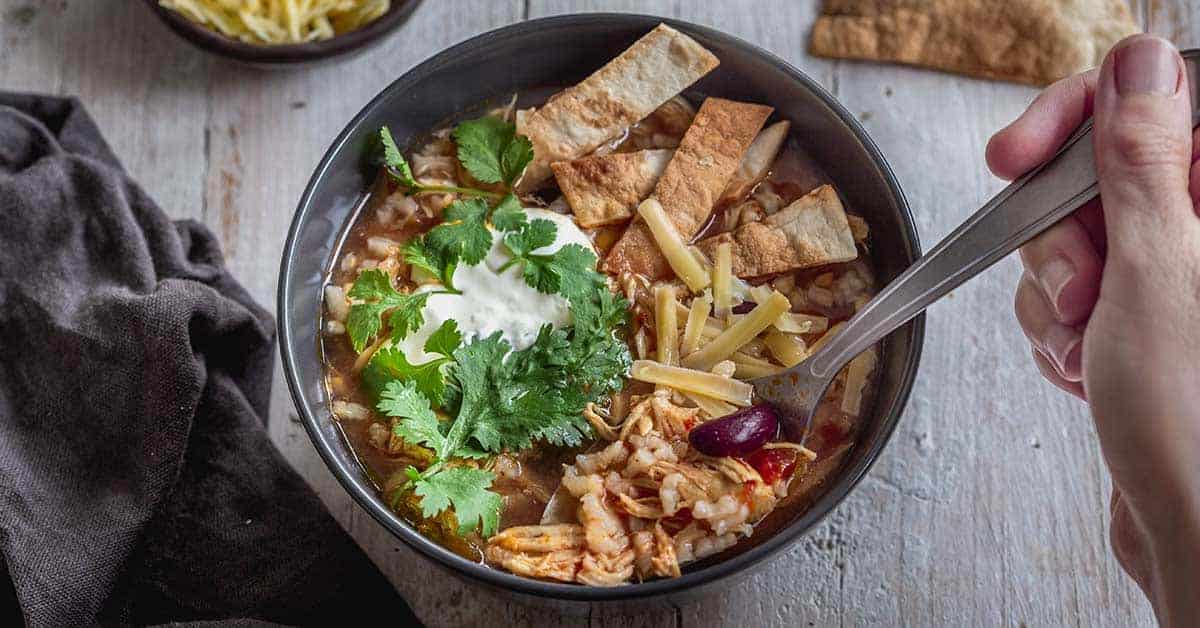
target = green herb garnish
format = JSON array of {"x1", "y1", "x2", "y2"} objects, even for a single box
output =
[
  {"x1": 346, "y1": 269, "x2": 436, "y2": 352},
  {"x1": 379, "y1": 114, "x2": 534, "y2": 201},
  {"x1": 452, "y1": 116, "x2": 535, "y2": 186},
  {"x1": 350, "y1": 115, "x2": 632, "y2": 538},
  {"x1": 362, "y1": 320, "x2": 462, "y2": 407}
]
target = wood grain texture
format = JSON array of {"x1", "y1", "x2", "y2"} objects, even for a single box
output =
[{"x1": 4, "y1": 0, "x2": 1195, "y2": 625}]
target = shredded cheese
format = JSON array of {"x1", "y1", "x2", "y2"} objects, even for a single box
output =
[
  {"x1": 763, "y1": 330, "x2": 807, "y2": 367},
  {"x1": 159, "y1": 0, "x2": 389, "y2": 45},
  {"x1": 654, "y1": 285, "x2": 679, "y2": 366},
  {"x1": 631, "y1": 361, "x2": 753, "y2": 406},
  {"x1": 681, "y1": 291, "x2": 790, "y2": 371},
  {"x1": 712, "y1": 241, "x2": 732, "y2": 317},
  {"x1": 681, "y1": 294, "x2": 712, "y2": 356},
  {"x1": 637, "y1": 198, "x2": 711, "y2": 292}
]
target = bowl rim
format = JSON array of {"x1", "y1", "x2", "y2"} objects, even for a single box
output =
[
  {"x1": 142, "y1": 0, "x2": 422, "y2": 64},
  {"x1": 278, "y1": 13, "x2": 925, "y2": 602}
]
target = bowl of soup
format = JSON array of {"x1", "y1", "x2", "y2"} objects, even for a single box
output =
[{"x1": 278, "y1": 13, "x2": 924, "y2": 605}]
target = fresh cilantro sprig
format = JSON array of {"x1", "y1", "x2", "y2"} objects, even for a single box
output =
[
  {"x1": 345, "y1": 269, "x2": 459, "y2": 352},
  {"x1": 452, "y1": 117, "x2": 534, "y2": 186},
  {"x1": 379, "y1": 114, "x2": 534, "y2": 201},
  {"x1": 495, "y1": 215, "x2": 610, "y2": 305},
  {"x1": 363, "y1": 320, "x2": 462, "y2": 407},
  {"x1": 377, "y1": 299, "x2": 631, "y2": 537},
  {"x1": 359, "y1": 113, "x2": 635, "y2": 539},
  {"x1": 379, "y1": 380, "x2": 502, "y2": 537}
]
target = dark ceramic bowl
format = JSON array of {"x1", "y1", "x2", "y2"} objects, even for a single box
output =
[
  {"x1": 279, "y1": 14, "x2": 924, "y2": 608},
  {"x1": 143, "y1": 0, "x2": 421, "y2": 67}
]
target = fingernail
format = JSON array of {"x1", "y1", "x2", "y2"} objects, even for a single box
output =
[
  {"x1": 1115, "y1": 37, "x2": 1181, "y2": 96},
  {"x1": 1037, "y1": 257, "x2": 1075, "y2": 319},
  {"x1": 1044, "y1": 324, "x2": 1083, "y2": 382}
]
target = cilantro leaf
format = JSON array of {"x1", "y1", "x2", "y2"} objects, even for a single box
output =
[
  {"x1": 453, "y1": 116, "x2": 533, "y2": 186},
  {"x1": 379, "y1": 380, "x2": 448, "y2": 459},
  {"x1": 400, "y1": 237, "x2": 444, "y2": 280},
  {"x1": 345, "y1": 269, "x2": 431, "y2": 351},
  {"x1": 347, "y1": 267, "x2": 395, "y2": 299},
  {"x1": 413, "y1": 467, "x2": 501, "y2": 536},
  {"x1": 521, "y1": 257, "x2": 561, "y2": 294},
  {"x1": 491, "y1": 194, "x2": 527, "y2": 232},
  {"x1": 427, "y1": 198, "x2": 493, "y2": 266},
  {"x1": 402, "y1": 237, "x2": 460, "y2": 292},
  {"x1": 424, "y1": 319, "x2": 463, "y2": 357},
  {"x1": 503, "y1": 219, "x2": 557, "y2": 259},
  {"x1": 380, "y1": 127, "x2": 418, "y2": 189},
  {"x1": 443, "y1": 333, "x2": 511, "y2": 453},
  {"x1": 499, "y1": 135, "x2": 534, "y2": 185},
  {"x1": 362, "y1": 346, "x2": 452, "y2": 407},
  {"x1": 548, "y1": 244, "x2": 606, "y2": 303},
  {"x1": 346, "y1": 302, "x2": 388, "y2": 353},
  {"x1": 386, "y1": 292, "x2": 431, "y2": 344}
]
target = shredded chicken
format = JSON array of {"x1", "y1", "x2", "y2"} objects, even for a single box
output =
[{"x1": 484, "y1": 395, "x2": 791, "y2": 585}]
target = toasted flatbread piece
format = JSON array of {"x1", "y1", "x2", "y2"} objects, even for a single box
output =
[
  {"x1": 552, "y1": 149, "x2": 674, "y2": 228},
  {"x1": 809, "y1": 0, "x2": 1138, "y2": 86},
  {"x1": 517, "y1": 24, "x2": 719, "y2": 190},
  {"x1": 696, "y1": 185, "x2": 857, "y2": 278},
  {"x1": 719, "y1": 120, "x2": 791, "y2": 205},
  {"x1": 605, "y1": 97, "x2": 774, "y2": 279}
]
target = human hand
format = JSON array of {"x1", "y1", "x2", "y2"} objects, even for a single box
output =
[{"x1": 987, "y1": 35, "x2": 1200, "y2": 626}]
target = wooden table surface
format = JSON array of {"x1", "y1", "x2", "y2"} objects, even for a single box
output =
[{"x1": 4, "y1": 1, "x2": 1196, "y2": 625}]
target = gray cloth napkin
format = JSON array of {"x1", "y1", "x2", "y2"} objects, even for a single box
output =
[{"x1": 0, "y1": 93, "x2": 419, "y2": 627}]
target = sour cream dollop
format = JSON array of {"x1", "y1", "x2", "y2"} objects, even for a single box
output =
[{"x1": 394, "y1": 208, "x2": 593, "y2": 363}]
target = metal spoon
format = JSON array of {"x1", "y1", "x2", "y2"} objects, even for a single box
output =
[{"x1": 755, "y1": 51, "x2": 1200, "y2": 442}]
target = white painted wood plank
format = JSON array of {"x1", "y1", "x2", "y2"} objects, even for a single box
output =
[{"x1": 0, "y1": 1, "x2": 209, "y2": 221}]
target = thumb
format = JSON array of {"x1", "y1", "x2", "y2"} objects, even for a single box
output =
[{"x1": 1094, "y1": 35, "x2": 1195, "y2": 264}]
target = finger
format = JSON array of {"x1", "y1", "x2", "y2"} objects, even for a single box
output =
[
  {"x1": 1018, "y1": 212, "x2": 1103, "y2": 325},
  {"x1": 1190, "y1": 128, "x2": 1200, "y2": 209},
  {"x1": 987, "y1": 69, "x2": 1098, "y2": 180},
  {"x1": 1093, "y1": 35, "x2": 1197, "y2": 259},
  {"x1": 1015, "y1": 273, "x2": 1084, "y2": 381},
  {"x1": 1074, "y1": 198, "x2": 1108, "y2": 257},
  {"x1": 1031, "y1": 346, "x2": 1087, "y2": 400}
]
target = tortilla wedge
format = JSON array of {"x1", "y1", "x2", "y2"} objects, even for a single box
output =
[
  {"x1": 552, "y1": 149, "x2": 674, "y2": 228},
  {"x1": 696, "y1": 184, "x2": 857, "y2": 278},
  {"x1": 516, "y1": 24, "x2": 719, "y2": 191},
  {"x1": 605, "y1": 97, "x2": 774, "y2": 279}
]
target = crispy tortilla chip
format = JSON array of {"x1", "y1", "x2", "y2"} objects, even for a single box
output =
[
  {"x1": 719, "y1": 121, "x2": 791, "y2": 205},
  {"x1": 552, "y1": 149, "x2": 674, "y2": 228},
  {"x1": 696, "y1": 185, "x2": 856, "y2": 278},
  {"x1": 808, "y1": 0, "x2": 1138, "y2": 86},
  {"x1": 517, "y1": 24, "x2": 719, "y2": 190},
  {"x1": 605, "y1": 97, "x2": 774, "y2": 279}
]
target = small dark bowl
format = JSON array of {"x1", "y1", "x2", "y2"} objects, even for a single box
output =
[
  {"x1": 279, "y1": 14, "x2": 924, "y2": 609},
  {"x1": 143, "y1": 0, "x2": 421, "y2": 67}
]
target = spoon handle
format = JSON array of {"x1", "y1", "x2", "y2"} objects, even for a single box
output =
[{"x1": 805, "y1": 120, "x2": 1099, "y2": 380}]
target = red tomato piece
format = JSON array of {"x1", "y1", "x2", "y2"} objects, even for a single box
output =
[{"x1": 743, "y1": 448, "x2": 798, "y2": 484}]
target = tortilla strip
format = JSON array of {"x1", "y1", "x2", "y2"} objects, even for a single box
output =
[
  {"x1": 719, "y1": 120, "x2": 791, "y2": 206},
  {"x1": 517, "y1": 24, "x2": 719, "y2": 191},
  {"x1": 605, "y1": 97, "x2": 774, "y2": 279},
  {"x1": 552, "y1": 149, "x2": 674, "y2": 228},
  {"x1": 808, "y1": 0, "x2": 1138, "y2": 86},
  {"x1": 696, "y1": 185, "x2": 857, "y2": 278}
]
